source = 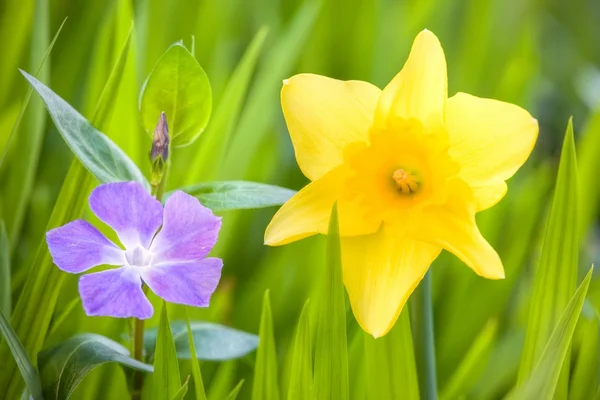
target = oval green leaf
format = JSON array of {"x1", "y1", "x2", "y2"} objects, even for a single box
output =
[
  {"x1": 172, "y1": 180, "x2": 296, "y2": 211},
  {"x1": 38, "y1": 333, "x2": 153, "y2": 400},
  {"x1": 140, "y1": 43, "x2": 212, "y2": 147},
  {"x1": 144, "y1": 321, "x2": 259, "y2": 361}
]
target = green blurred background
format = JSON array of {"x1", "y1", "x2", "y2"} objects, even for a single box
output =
[{"x1": 2, "y1": 0, "x2": 600, "y2": 398}]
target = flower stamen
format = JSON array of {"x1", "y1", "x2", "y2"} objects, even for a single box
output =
[{"x1": 392, "y1": 168, "x2": 420, "y2": 194}]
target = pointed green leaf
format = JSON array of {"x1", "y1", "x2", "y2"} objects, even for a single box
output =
[
  {"x1": 314, "y1": 203, "x2": 349, "y2": 400},
  {"x1": 0, "y1": 221, "x2": 10, "y2": 314},
  {"x1": 38, "y1": 333, "x2": 153, "y2": 400},
  {"x1": 440, "y1": 320, "x2": 498, "y2": 400},
  {"x1": 287, "y1": 300, "x2": 313, "y2": 400},
  {"x1": 509, "y1": 267, "x2": 593, "y2": 400},
  {"x1": 0, "y1": 308, "x2": 43, "y2": 400},
  {"x1": 172, "y1": 181, "x2": 295, "y2": 211},
  {"x1": 143, "y1": 321, "x2": 258, "y2": 361},
  {"x1": 140, "y1": 43, "x2": 212, "y2": 146},
  {"x1": 20, "y1": 71, "x2": 148, "y2": 187},
  {"x1": 187, "y1": 26, "x2": 268, "y2": 182},
  {"x1": 226, "y1": 380, "x2": 245, "y2": 400},
  {"x1": 186, "y1": 311, "x2": 207, "y2": 400},
  {"x1": 364, "y1": 308, "x2": 420, "y2": 400},
  {"x1": 252, "y1": 290, "x2": 279, "y2": 400},
  {"x1": 154, "y1": 302, "x2": 181, "y2": 399},
  {"x1": 171, "y1": 377, "x2": 189, "y2": 400},
  {"x1": 518, "y1": 118, "x2": 579, "y2": 397}
]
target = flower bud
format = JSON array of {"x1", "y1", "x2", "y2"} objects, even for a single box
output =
[{"x1": 150, "y1": 112, "x2": 169, "y2": 163}]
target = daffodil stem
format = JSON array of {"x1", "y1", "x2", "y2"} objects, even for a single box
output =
[{"x1": 413, "y1": 270, "x2": 438, "y2": 400}]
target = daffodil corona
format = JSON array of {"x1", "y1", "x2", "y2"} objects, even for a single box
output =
[{"x1": 264, "y1": 30, "x2": 538, "y2": 337}]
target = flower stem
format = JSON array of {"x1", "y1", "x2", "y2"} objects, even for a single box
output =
[{"x1": 413, "y1": 270, "x2": 438, "y2": 400}]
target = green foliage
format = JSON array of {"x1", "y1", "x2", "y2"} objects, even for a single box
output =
[
  {"x1": 518, "y1": 119, "x2": 579, "y2": 396},
  {"x1": 509, "y1": 268, "x2": 593, "y2": 400},
  {"x1": 37, "y1": 333, "x2": 153, "y2": 399},
  {"x1": 314, "y1": 204, "x2": 349, "y2": 400},
  {"x1": 174, "y1": 181, "x2": 295, "y2": 211},
  {"x1": 154, "y1": 303, "x2": 181, "y2": 399},
  {"x1": 143, "y1": 321, "x2": 259, "y2": 361},
  {"x1": 0, "y1": 308, "x2": 43, "y2": 400},
  {"x1": 226, "y1": 380, "x2": 245, "y2": 400},
  {"x1": 140, "y1": 43, "x2": 212, "y2": 147},
  {"x1": 252, "y1": 291, "x2": 280, "y2": 400},
  {"x1": 287, "y1": 300, "x2": 313, "y2": 400},
  {"x1": 186, "y1": 311, "x2": 207, "y2": 400}
]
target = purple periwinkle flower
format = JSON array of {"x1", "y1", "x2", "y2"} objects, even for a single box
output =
[{"x1": 46, "y1": 181, "x2": 223, "y2": 319}]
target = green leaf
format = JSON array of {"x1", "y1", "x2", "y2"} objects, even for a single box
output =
[
  {"x1": 140, "y1": 43, "x2": 212, "y2": 146},
  {"x1": 0, "y1": 308, "x2": 43, "y2": 400},
  {"x1": 508, "y1": 267, "x2": 593, "y2": 400},
  {"x1": 186, "y1": 311, "x2": 207, "y2": 400},
  {"x1": 172, "y1": 181, "x2": 296, "y2": 211},
  {"x1": 0, "y1": 221, "x2": 10, "y2": 314},
  {"x1": 20, "y1": 71, "x2": 149, "y2": 187},
  {"x1": 226, "y1": 380, "x2": 245, "y2": 400},
  {"x1": 287, "y1": 300, "x2": 313, "y2": 400},
  {"x1": 440, "y1": 320, "x2": 498, "y2": 400},
  {"x1": 154, "y1": 302, "x2": 182, "y2": 399},
  {"x1": 143, "y1": 321, "x2": 259, "y2": 361},
  {"x1": 171, "y1": 377, "x2": 189, "y2": 400},
  {"x1": 517, "y1": 118, "x2": 579, "y2": 397},
  {"x1": 364, "y1": 308, "x2": 420, "y2": 400},
  {"x1": 251, "y1": 290, "x2": 279, "y2": 400},
  {"x1": 186, "y1": 26, "x2": 268, "y2": 182},
  {"x1": 314, "y1": 203, "x2": 349, "y2": 400},
  {"x1": 37, "y1": 333, "x2": 153, "y2": 400}
]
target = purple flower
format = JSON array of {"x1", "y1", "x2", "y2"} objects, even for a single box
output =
[{"x1": 46, "y1": 181, "x2": 223, "y2": 319}]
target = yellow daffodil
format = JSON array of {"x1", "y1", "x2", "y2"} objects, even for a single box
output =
[{"x1": 264, "y1": 30, "x2": 538, "y2": 337}]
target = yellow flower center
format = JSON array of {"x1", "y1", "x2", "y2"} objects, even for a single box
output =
[{"x1": 392, "y1": 168, "x2": 420, "y2": 194}]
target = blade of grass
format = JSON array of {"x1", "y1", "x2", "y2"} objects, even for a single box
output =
[
  {"x1": 314, "y1": 203, "x2": 349, "y2": 400},
  {"x1": 509, "y1": 267, "x2": 593, "y2": 400},
  {"x1": 287, "y1": 300, "x2": 313, "y2": 400},
  {"x1": 568, "y1": 305, "x2": 600, "y2": 400},
  {"x1": 251, "y1": 290, "x2": 280, "y2": 400},
  {"x1": 186, "y1": 309, "x2": 207, "y2": 400},
  {"x1": 226, "y1": 380, "x2": 245, "y2": 400},
  {"x1": 154, "y1": 302, "x2": 182, "y2": 399},
  {"x1": 0, "y1": 308, "x2": 43, "y2": 400},
  {"x1": 517, "y1": 118, "x2": 579, "y2": 398}
]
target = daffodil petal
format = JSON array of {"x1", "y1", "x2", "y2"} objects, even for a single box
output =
[
  {"x1": 446, "y1": 92, "x2": 538, "y2": 210},
  {"x1": 415, "y1": 191, "x2": 505, "y2": 279},
  {"x1": 281, "y1": 74, "x2": 380, "y2": 181},
  {"x1": 377, "y1": 30, "x2": 447, "y2": 127},
  {"x1": 264, "y1": 168, "x2": 379, "y2": 246},
  {"x1": 341, "y1": 224, "x2": 441, "y2": 338}
]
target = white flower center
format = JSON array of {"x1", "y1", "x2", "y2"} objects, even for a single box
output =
[{"x1": 125, "y1": 245, "x2": 153, "y2": 267}]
